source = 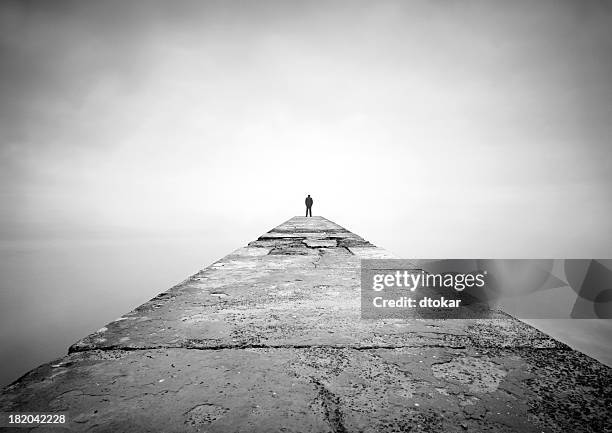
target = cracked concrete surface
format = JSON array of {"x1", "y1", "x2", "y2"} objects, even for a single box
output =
[{"x1": 1, "y1": 216, "x2": 610, "y2": 432}]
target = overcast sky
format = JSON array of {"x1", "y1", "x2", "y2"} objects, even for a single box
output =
[{"x1": 1, "y1": 0, "x2": 611, "y2": 256}]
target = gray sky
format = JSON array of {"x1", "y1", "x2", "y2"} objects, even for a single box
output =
[{"x1": 1, "y1": 0, "x2": 611, "y2": 256}]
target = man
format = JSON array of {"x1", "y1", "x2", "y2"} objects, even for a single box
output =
[{"x1": 305, "y1": 194, "x2": 313, "y2": 217}]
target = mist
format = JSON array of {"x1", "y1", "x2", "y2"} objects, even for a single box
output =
[{"x1": 1, "y1": 0, "x2": 611, "y2": 386}]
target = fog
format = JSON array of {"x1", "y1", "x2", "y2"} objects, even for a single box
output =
[{"x1": 1, "y1": 0, "x2": 611, "y2": 386}]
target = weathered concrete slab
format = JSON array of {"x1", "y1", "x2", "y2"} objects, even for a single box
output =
[{"x1": 1, "y1": 216, "x2": 610, "y2": 432}]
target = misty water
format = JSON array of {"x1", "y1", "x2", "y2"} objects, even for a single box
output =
[
  {"x1": 1, "y1": 235, "x2": 611, "y2": 388},
  {"x1": 0, "y1": 233, "x2": 243, "y2": 388}
]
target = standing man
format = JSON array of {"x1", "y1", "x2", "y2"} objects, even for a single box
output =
[{"x1": 305, "y1": 194, "x2": 313, "y2": 217}]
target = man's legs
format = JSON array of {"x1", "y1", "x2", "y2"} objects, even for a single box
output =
[{"x1": 307, "y1": 207, "x2": 312, "y2": 217}]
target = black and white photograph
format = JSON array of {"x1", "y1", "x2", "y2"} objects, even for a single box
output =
[{"x1": 1, "y1": 1, "x2": 611, "y2": 431}]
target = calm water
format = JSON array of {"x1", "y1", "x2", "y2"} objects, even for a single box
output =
[
  {"x1": 0, "y1": 235, "x2": 242, "y2": 388},
  {"x1": 1, "y1": 237, "x2": 611, "y2": 387}
]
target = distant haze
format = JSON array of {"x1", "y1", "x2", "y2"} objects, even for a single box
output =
[{"x1": 1, "y1": 0, "x2": 611, "y2": 257}]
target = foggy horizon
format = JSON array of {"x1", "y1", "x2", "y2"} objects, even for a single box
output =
[{"x1": 1, "y1": 0, "x2": 611, "y2": 258}]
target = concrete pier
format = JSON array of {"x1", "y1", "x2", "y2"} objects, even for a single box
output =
[{"x1": 1, "y1": 216, "x2": 610, "y2": 432}]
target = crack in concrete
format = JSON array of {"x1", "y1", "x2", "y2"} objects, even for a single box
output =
[
  {"x1": 313, "y1": 253, "x2": 322, "y2": 269},
  {"x1": 267, "y1": 229, "x2": 349, "y2": 235},
  {"x1": 68, "y1": 341, "x2": 576, "y2": 355},
  {"x1": 69, "y1": 343, "x2": 471, "y2": 354},
  {"x1": 338, "y1": 246, "x2": 354, "y2": 255},
  {"x1": 311, "y1": 378, "x2": 348, "y2": 433}
]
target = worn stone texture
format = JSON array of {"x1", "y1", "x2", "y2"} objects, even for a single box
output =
[{"x1": 1, "y1": 216, "x2": 610, "y2": 432}]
